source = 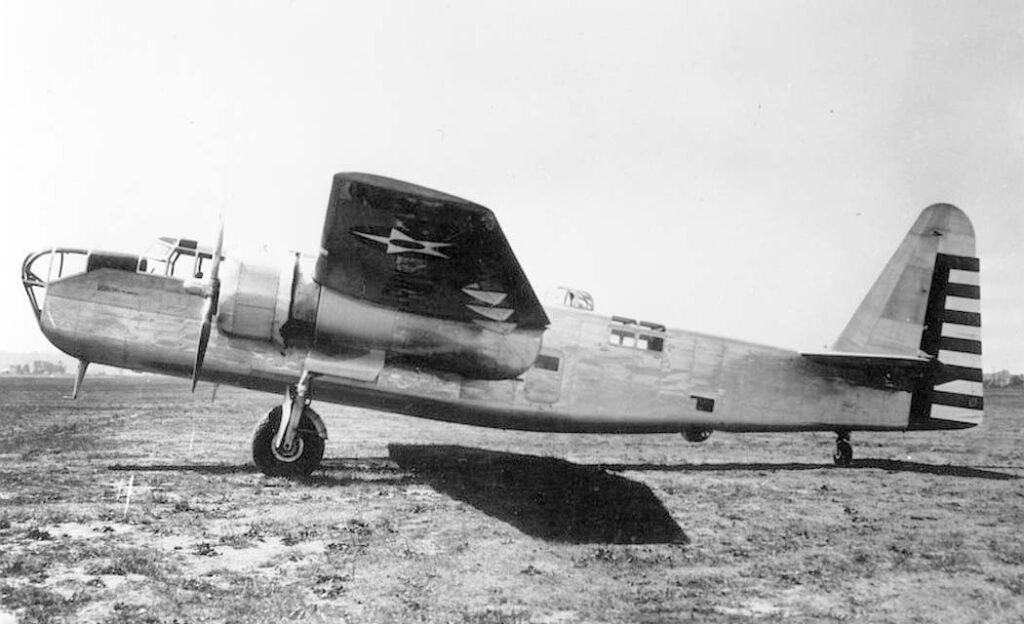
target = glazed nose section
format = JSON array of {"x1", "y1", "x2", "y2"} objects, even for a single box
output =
[
  {"x1": 22, "y1": 248, "x2": 94, "y2": 360},
  {"x1": 21, "y1": 248, "x2": 89, "y2": 318}
]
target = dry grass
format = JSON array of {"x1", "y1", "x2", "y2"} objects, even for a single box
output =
[{"x1": 0, "y1": 376, "x2": 1022, "y2": 623}]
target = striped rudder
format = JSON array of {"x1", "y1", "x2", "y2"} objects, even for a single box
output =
[{"x1": 910, "y1": 252, "x2": 983, "y2": 429}]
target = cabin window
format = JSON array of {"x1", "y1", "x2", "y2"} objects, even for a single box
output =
[
  {"x1": 535, "y1": 354, "x2": 561, "y2": 372},
  {"x1": 609, "y1": 327, "x2": 665, "y2": 352},
  {"x1": 609, "y1": 328, "x2": 635, "y2": 346},
  {"x1": 642, "y1": 335, "x2": 664, "y2": 352}
]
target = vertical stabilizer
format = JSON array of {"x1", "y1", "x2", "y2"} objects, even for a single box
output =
[{"x1": 834, "y1": 204, "x2": 982, "y2": 428}]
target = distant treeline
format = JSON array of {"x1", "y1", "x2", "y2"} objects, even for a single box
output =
[
  {"x1": 984, "y1": 370, "x2": 1024, "y2": 388},
  {"x1": 5, "y1": 360, "x2": 68, "y2": 375}
]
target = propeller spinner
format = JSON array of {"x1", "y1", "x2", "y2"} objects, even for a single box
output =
[{"x1": 191, "y1": 221, "x2": 224, "y2": 392}]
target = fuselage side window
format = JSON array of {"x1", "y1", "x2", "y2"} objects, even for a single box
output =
[
  {"x1": 609, "y1": 317, "x2": 666, "y2": 352},
  {"x1": 535, "y1": 353, "x2": 561, "y2": 372},
  {"x1": 643, "y1": 335, "x2": 665, "y2": 352},
  {"x1": 609, "y1": 328, "x2": 635, "y2": 346}
]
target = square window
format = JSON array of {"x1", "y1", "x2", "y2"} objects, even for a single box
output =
[
  {"x1": 535, "y1": 354, "x2": 560, "y2": 372},
  {"x1": 691, "y1": 395, "x2": 715, "y2": 413},
  {"x1": 644, "y1": 336, "x2": 664, "y2": 352},
  {"x1": 609, "y1": 328, "x2": 635, "y2": 347}
]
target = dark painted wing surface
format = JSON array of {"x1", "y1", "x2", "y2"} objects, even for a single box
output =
[{"x1": 314, "y1": 173, "x2": 549, "y2": 330}]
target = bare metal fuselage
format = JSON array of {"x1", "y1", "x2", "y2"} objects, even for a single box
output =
[{"x1": 35, "y1": 264, "x2": 910, "y2": 434}]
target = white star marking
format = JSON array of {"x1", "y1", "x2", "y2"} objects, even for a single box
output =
[{"x1": 352, "y1": 227, "x2": 452, "y2": 259}]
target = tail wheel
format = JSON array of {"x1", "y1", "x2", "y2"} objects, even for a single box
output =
[
  {"x1": 252, "y1": 406, "x2": 325, "y2": 478},
  {"x1": 833, "y1": 436, "x2": 853, "y2": 467}
]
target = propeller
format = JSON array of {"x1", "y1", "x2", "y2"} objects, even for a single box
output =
[{"x1": 191, "y1": 220, "x2": 224, "y2": 392}]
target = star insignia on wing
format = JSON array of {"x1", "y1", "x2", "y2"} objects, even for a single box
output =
[{"x1": 351, "y1": 227, "x2": 452, "y2": 259}]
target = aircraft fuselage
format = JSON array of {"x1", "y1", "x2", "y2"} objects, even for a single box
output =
[{"x1": 35, "y1": 263, "x2": 910, "y2": 434}]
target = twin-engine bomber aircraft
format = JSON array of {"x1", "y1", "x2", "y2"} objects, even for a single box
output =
[{"x1": 22, "y1": 173, "x2": 983, "y2": 477}]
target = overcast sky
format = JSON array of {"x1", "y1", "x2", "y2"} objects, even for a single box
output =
[{"x1": 2, "y1": 1, "x2": 1021, "y2": 370}]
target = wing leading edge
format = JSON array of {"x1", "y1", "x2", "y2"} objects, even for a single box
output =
[{"x1": 314, "y1": 173, "x2": 549, "y2": 331}]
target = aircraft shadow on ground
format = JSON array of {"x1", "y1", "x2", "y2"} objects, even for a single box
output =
[
  {"x1": 109, "y1": 456, "x2": 1018, "y2": 485},
  {"x1": 595, "y1": 459, "x2": 1018, "y2": 481},
  {"x1": 110, "y1": 463, "x2": 258, "y2": 474},
  {"x1": 109, "y1": 459, "x2": 415, "y2": 485},
  {"x1": 388, "y1": 444, "x2": 689, "y2": 545}
]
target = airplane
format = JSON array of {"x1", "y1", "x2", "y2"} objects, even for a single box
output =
[{"x1": 21, "y1": 173, "x2": 983, "y2": 477}]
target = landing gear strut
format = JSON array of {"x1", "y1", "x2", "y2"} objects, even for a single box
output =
[
  {"x1": 833, "y1": 431, "x2": 853, "y2": 467},
  {"x1": 252, "y1": 373, "x2": 326, "y2": 478}
]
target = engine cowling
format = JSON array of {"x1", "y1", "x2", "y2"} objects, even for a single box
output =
[{"x1": 217, "y1": 253, "x2": 298, "y2": 345}]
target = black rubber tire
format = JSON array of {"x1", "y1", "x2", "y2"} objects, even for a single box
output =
[
  {"x1": 682, "y1": 429, "x2": 713, "y2": 443},
  {"x1": 833, "y1": 439, "x2": 853, "y2": 467},
  {"x1": 252, "y1": 406, "x2": 325, "y2": 478}
]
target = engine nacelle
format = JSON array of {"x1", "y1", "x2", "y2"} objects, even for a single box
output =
[
  {"x1": 314, "y1": 288, "x2": 542, "y2": 379},
  {"x1": 217, "y1": 252, "x2": 541, "y2": 379},
  {"x1": 217, "y1": 253, "x2": 319, "y2": 346}
]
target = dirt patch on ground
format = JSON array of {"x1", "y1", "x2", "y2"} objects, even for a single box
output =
[{"x1": 1, "y1": 377, "x2": 1023, "y2": 623}]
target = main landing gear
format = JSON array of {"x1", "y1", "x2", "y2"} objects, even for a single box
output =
[
  {"x1": 833, "y1": 431, "x2": 853, "y2": 467},
  {"x1": 252, "y1": 372, "x2": 327, "y2": 478},
  {"x1": 681, "y1": 429, "x2": 713, "y2": 443}
]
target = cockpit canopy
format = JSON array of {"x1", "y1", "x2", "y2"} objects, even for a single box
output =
[
  {"x1": 142, "y1": 236, "x2": 219, "y2": 279},
  {"x1": 548, "y1": 286, "x2": 595, "y2": 311}
]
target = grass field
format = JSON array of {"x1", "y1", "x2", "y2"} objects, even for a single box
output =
[{"x1": 1, "y1": 376, "x2": 1022, "y2": 623}]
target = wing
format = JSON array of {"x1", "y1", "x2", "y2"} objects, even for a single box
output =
[{"x1": 314, "y1": 173, "x2": 549, "y2": 330}]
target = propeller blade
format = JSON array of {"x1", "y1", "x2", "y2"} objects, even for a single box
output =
[
  {"x1": 209, "y1": 216, "x2": 224, "y2": 284},
  {"x1": 191, "y1": 219, "x2": 225, "y2": 393},
  {"x1": 191, "y1": 314, "x2": 212, "y2": 392}
]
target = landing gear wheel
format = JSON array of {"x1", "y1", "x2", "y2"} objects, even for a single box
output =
[
  {"x1": 682, "y1": 429, "x2": 713, "y2": 443},
  {"x1": 833, "y1": 432, "x2": 853, "y2": 467},
  {"x1": 252, "y1": 406, "x2": 325, "y2": 478}
]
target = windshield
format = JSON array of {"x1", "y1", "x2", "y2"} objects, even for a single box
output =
[{"x1": 141, "y1": 237, "x2": 216, "y2": 279}]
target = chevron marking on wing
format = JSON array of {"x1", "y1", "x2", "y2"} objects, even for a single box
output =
[
  {"x1": 467, "y1": 304, "x2": 515, "y2": 322},
  {"x1": 462, "y1": 287, "x2": 508, "y2": 306}
]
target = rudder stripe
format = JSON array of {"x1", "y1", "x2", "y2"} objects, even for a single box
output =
[
  {"x1": 946, "y1": 283, "x2": 980, "y2": 299},
  {"x1": 942, "y1": 310, "x2": 981, "y2": 327},
  {"x1": 936, "y1": 364, "x2": 983, "y2": 383},
  {"x1": 938, "y1": 254, "x2": 980, "y2": 272},
  {"x1": 938, "y1": 336, "x2": 982, "y2": 355},
  {"x1": 931, "y1": 391, "x2": 984, "y2": 410}
]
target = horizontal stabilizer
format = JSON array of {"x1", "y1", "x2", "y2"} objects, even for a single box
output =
[
  {"x1": 801, "y1": 352, "x2": 932, "y2": 370},
  {"x1": 801, "y1": 351, "x2": 933, "y2": 391}
]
